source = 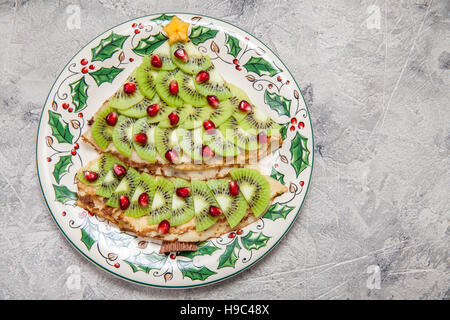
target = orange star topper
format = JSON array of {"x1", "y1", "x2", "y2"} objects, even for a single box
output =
[{"x1": 163, "y1": 16, "x2": 190, "y2": 44}]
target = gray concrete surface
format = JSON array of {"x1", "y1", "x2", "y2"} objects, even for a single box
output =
[{"x1": 0, "y1": 0, "x2": 449, "y2": 299}]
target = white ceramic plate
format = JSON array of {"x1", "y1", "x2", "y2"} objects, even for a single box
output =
[{"x1": 36, "y1": 13, "x2": 314, "y2": 288}]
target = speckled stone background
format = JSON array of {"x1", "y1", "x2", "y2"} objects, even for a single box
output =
[{"x1": 0, "y1": 0, "x2": 448, "y2": 300}]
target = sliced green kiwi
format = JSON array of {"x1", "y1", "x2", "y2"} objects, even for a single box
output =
[
  {"x1": 203, "y1": 128, "x2": 240, "y2": 157},
  {"x1": 170, "y1": 41, "x2": 212, "y2": 75},
  {"x1": 155, "y1": 70, "x2": 184, "y2": 108},
  {"x1": 108, "y1": 72, "x2": 144, "y2": 110},
  {"x1": 118, "y1": 95, "x2": 159, "y2": 118},
  {"x1": 136, "y1": 56, "x2": 158, "y2": 99},
  {"x1": 207, "y1": 179, "x2": 247, "y2": 228},
  {"x1": 125, "y1": 173, "x2": 155, "y2": 218},
  {"x1": 154, "y1": 127, "x2": 180, "y2": 160},
  {"x1": 77, "y1": 153, "x2": 115, "y2": 186},
  {"x1": 149, "y1": 41, "x2": 177, "y2": 70},
  {"x1": 147, "y1": 177, "x2": 173, "y2": 225},
  {"x1": 132, "y1": 117, "x2": 158, "y2": 163},
  {"x1": 219, "y1": 117, "x2": 258, "y2": 151},
  {"x1": 227, "y1": 83, "x2": 252, "y2": 122},
  {"x1": 177, "y1": 127, "x2": 204, "y2": 162},
  {"x1": 175, "y1": 70, "x2": 208, "y2": 107},
  {"x1": 91, "y1": 106, "x2": 115, "y2": 150},
  {"x1": 112, "y1": 115, "x2": 136, "y2": 157},
  {"x1": 191, "y1": 180, "x2": 220, "y2": 232},
  {"x1": 180, "y1": 105, "x2": 213, "y2": 129},
  {"x1": 239, "y1": 107, "x2": 281, "y2": 136},
  {"x1": 170, "y1": 178, "x2": 195, "y2": 226},
  {"x1": 106, "y1": 168, "x2": 140, "y2": 208},
  {"x1": 229, "y1": 168, "x2": 270, "y2": 217},
  {"x1": 193, "y1": 65, "x2": 231, "y2": 100},
  {"x1": 209, "y1": 99, "x2": 233, "y2": 127}
]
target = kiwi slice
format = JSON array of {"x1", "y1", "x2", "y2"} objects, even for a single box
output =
[
  {"x1": 125, "y1": 173, "x2": 155, "y2": 218},
  {"x1": 180, "y1": 105, "x2": 213, "y2": 129},
  {"x1": 132, "y1": 118, "x2": 158, "y2": 163},
  {"x1": 229, "y1": 168, "x2": 270, "y2": 217},
  {"x1": 239, "y1": 107, "x2": 281, "y2": 136},
  {"x1": 193, "y1": 65, "x2": 231, "y2": 100},
  {"x1": 118, "y1": 95, "x2": 159, "y2": 118},
  {"x1": 147, "y1": 177, "x2": 173, "y2": 225},
  {"x1": 108, "y1": 72, "x2": 144, "y2": 110},
  {"x1": 175, "y1": 70, "x2": 208, "y2": 107},
  {"x1": 207, "y1": 179, "x2": 247, "y2": 228},
  {"x1": 227, "y1": 83, "x2": 252, "y2": 122},
  {"x1": 155, "y1": 70, "x2": 184, "y2": 108},
  {"x1": 112, "y1": 115, "x2": 136, "y2": 157},
  {"x1": 77, "y1": 153, "x2": 115, "y2": 186},
  {"x1": 106, "y1": 168, "x2": 140, "y2": 208},
  {"x1": 91, "y1": 106, "x2": 115, "y2": 150},
  {"x1": 149, "y1": 41, "x2": 177, "y2": 71},
  {"x1": 154, "y1": 127, "x2": 180, "y2": 161},
  {"x1": 136, "y1": 57, "x2": 159, "y2": 99},
  {"x1": 219, "y1": 117, "x2": 258, "y2": 151},
  {"x1": 191, "y1": 180, "x2": 220, "y2": 232},
  {"x1": 170, "y1": 178, "x2": 195, "y2": 226},
  {"x1": 170, "y1": 41, "x2": 212, "y2": 75},
  {"x1": 209, "y1": 99, "x2": 233, "y2": 127},
  {"x1": 177, "y1": 127, "x2": 204, "y2": 162},
  {"x1": 203, "y1": 128, "x2": 240, "y2": 157}
]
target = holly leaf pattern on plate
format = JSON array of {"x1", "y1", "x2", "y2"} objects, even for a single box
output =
[
  {"x1": 69, "y1": 77, "x2": 89, "y2": 112},
  {"x1": 48, "y1": 111, "x2": 73, "y2": 144},
  {"x1": 240, "y1": 231, "x2": 270, "y2": 250},
  {"x1": 89, "y1": 66, "x2": 124, "y2": 86},
  {"x1": 265, "y1": 90, "x2": 291, "y2": 118},
  {"x1": 218, "y1": 238, "x2": 241, "y2": 269},
  {"x1": 81, "y1": 228, "x2": 95, "y2": 250},
  {"x1": 280, "y1": 123, "x2": 289, "y2": 140},
  {"x1": 189, "y1": 25, "x2": 218, "y2": 45},
  {"x1": 243, "y1": 56, "x2": 282, "y2": 77},
  {"x1": 177, "y1": 260, "x2": 217, "y2": 281},
  {"x1": 91, "y1": 32, "x2": 129, "y2": 62},
  {"x1": 270, "y1": 167, "x2": 285, "y2": 185},
  {"x1": 52, "y1": 155, "x2": 72, "y2": 184},
  {"x1": 178, "y1": 241, "x2": 220, "y2": 259},
  {"x1": 132, "y1": 32, "x2": 167, "y2": 56},
  {"x1": 263, "y1": 203, "x2": 295, "y2": 221},
  {"x1": 225, "y1": 34, "x2": 241, "y2": 58},
  {"x1": 53, "y1": 184, "x2": 77, "y2": 204},
  {"x1": 290, "y1": 132, "x2": 310, "y2": 177},
  {"x1": 125, "y1": 252, "x2": 168, "y2": 273},
  {"x1": 151, "y1": 14, "x2": 174, "y2": 23}
]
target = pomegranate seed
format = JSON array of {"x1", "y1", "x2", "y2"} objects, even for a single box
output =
[
  {"x1": 195, "y1": 71, "x2": 209, "y2": 83},
  {"x1": 236, "y1": 229, "x2": 243, "y2": 235},
  {"x1": 169, "y1": 80, "x2": 179, "y2": 95},
  {"x1": 203, "y1": 120, "x2": 216, "y2": 132},
  {"x1": 206, "y1": 95, "x2": 219, "y2": 108},
  {"x1": 174, "y1": 48, "x2": 188, "y2": 62},
  {"x1": 113, "y1": 164, "x2": 127, "y2": 177},
  {"x1": 138, "y1": 193, "x2": 149, "y2": 207},
  {"x1": 165, "y1": 149, "x2": 178, "y2": 163},
  {"x1": 89, "y1": 64, "x2": 95, "y2": 70},
  {"x1": 129, "y1": 58, "x2": 134, "y2": 62},
  {"x1": 105, "y1": 112, "x2": 118, "y2": 126},
  {"x1": 298, "y1": 121, "x2": 305, "y2": 129},
  {"x1": 176, "y1": 187, "x2": 191, "y2": 198},
  {"x1": 71, "y1": 149, "x2": 76, "y2": 155},
  {"x1": 291, "y1": 117, "x2": 297, "y2": 125},
  {"x1": 202, "y1": 145, "x2": 214, "y2": 158},
  {"x1": 158, "y1": 220, "x2": 170, "y2": 234},
  {"x1": 168, "y1": 112, "x2": 179, "y2": 126},
  {"x1": 134, "y1": 29, "x2": 140, "y2": 34},
  {"x1": 228, "y1": 232, "x2": 236, "y2": 238},
  {"x1": 62, "y1": 103, "x2": 69, "y2": 109},
  {"x1": 84, "y1": 171, "x2": 98, "y2": 182},
  {"x1": 233, "y1": 58, "x2": 239, "y2": 65},
  {"x1": 119, "y1": 195, "x2": 130, "y2": 210},
  {"x1": 123, "y1": 82, "x2": 136, "y2": 94},
  {"x1": 170, "y1": 253, "x2": 176, "y2": 259},
  {"x1": 74, "y1": 143, "x2": 79, "y2": 149},
  {"x1": 151, "y1": 55, "x2": 162, "y2": 68},
  {"x1": 229, "y1": 180, "x2": 240, "y2": 196},
  {"x1": 257, "y1": 131, "x2": 268, "y2": 144},
  {"x1": 81, "y1": 67, "x2": 88, "y2": 74},
  {"x1": 209, "y1": 205, "x2": 222, "y2": 217},
  {"x1": 62, "y1": 211, "x2": 66, "y2": 216},
  {"x1": 134, "y1": 133, "x2": 147, "y2": 144},
  {"x1": 88, "y1": 211, "x2": 94, "y2": 216},
  {"x1": 147, "y1": 103, "x2": 160, "y2": 117},
  {"x1": 238, "y1": 100, "x2": 252, "y2": 113},
  {"x1": 80, "y1": 59, "x2": 88, "y2": 65},
  {"x1": 290, "y1": 126, "x2": 295, "y2": 132},
  {"x1": 300, "y1": 181, "x2": 305, "y2": 187}
]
